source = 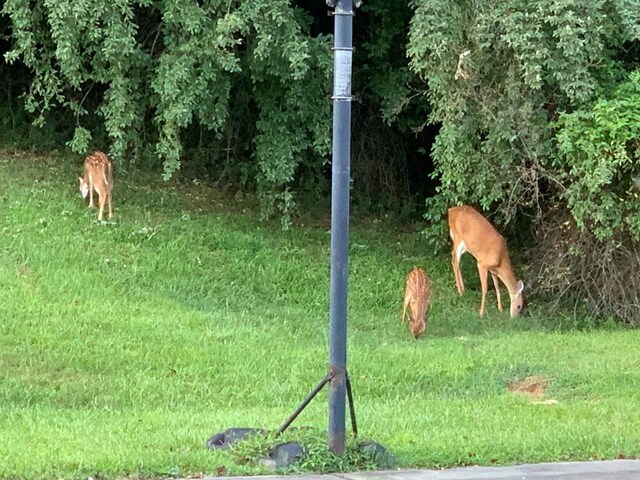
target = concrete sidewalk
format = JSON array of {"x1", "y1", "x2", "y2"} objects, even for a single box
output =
[{"x1": 217, "y1": 460, "x2": 640, "y2": 480}]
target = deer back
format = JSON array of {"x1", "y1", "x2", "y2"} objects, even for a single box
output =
[
  {"x1": 405, "y1": 268, "x2": 432, "y2": 337},
  {"x1": 83, "y1": 151, "x2": 112, "y2": 191}
]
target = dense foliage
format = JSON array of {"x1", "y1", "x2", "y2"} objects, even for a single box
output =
[
  {"x1": 533, "y1": 70, "x2": 640, "y2": 325},
  {"x1": 555, "y1": 70, "x2": 640, "y2": 240},
  {"x1": 408, "y1": 0, "x2": 640, "y2": 230}
]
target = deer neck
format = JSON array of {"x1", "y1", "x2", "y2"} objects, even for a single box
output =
[{"x1": 496, "y1": 257, "x2": 519, "y2": 295}]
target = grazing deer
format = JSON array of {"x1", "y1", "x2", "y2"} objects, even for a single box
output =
[
  {"x1": 402, "y1": 267, "x2": 432, "y2": 339},
  {"x1": 79, "y1": 151, "x2": 113, "y2": 221},
  {"x1": 448, "y1": 205, "x2": 525, "y2": 317}
]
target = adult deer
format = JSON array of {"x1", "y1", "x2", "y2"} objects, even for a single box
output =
[
  {"x1": 79, "y1": 151, "x2": 113, "y2": 221},
  {"x1": 448, "y1": 205, "x2": 525, "y2": 317}
]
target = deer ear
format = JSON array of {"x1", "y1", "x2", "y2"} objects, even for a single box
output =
[
  {"x1": 516, "y1": 280, "x2": 525, "y2": 294},
  {"x1": 78, "y1": 176, "x2": 83, "y2": 183}
]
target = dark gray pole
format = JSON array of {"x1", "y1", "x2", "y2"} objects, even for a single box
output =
[{"x1": 327, "y1": 0, "x2": 354, "y2": 456}]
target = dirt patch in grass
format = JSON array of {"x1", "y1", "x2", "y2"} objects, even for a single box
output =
[{"x1": 508, "y1": 375, "x2": 550, "y2": 399}]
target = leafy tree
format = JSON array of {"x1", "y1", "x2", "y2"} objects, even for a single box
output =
[
  {"x1": 407, "y1": 0, "x2": 640, "y2": 238},
  {"x1": 555, "y1": 70, "x2": 640, "y2": 240},
  {"x1": 532, "y1": 69, "x2": 640, "y2": 326}
]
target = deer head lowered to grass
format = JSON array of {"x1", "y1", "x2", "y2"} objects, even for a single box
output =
[
  {"x1": 402, "y1": 267, "x2": 432, "y2": 339},
  {"x1": 79, "y1": 151, "x2": 113, "y2": 221},
  {"x1": 448, "y1": 205, "x2": 525, "y2": 317}
]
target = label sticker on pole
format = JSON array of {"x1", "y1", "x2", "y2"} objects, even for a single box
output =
[{"x1": 333, "y1": 49, "x2": 353, "y2": 99}]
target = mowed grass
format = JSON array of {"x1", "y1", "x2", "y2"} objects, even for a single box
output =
[{"x1": 1, "y1": 151, "x2": 640, "y2": 479}]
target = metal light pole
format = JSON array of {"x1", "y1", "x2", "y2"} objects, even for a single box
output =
[
  {"x1": 271, "y1": 0, "x2": 359, "y2": 457},
  {"x1": 327, "y1": 0, "x2": 355, "y2": 456}
]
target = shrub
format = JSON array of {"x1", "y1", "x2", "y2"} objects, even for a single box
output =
[{"x1": 529, "y1": 205, "x2": 640, "y2": 327}]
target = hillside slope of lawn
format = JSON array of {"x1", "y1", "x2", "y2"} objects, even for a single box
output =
[{"x1": 1, "y1": 151, "x2": 639, "y2": 479}]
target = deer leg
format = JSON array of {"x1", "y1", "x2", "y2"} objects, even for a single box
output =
[
  {"x1": 88, "y1": 176, "x2": 95, "y2": 208},
  {"x1": 98, "y1": 190, "x2": 105, "y2": 221},
  {"x1": 450, "y1": 248, "x2": 458, "y2": 292},
  {"x1": 477, "y1": 264, "x2": 489, "y2": 316},
  {"x1": 451, "y1": 246, "x2": 465, "y2": 295},
  {"x1": 402, "y1": 296, "x2": 410, "y2": 324},
  {"x1": 491, "y1": 273, "x2": 502, "y2": 311},
  {"x1": 107, "y1": 190, "x2": 113, "y2": 219}
]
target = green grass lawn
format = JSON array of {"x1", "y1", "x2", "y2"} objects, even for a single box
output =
[{"x1": 1, "y1": 151, "x2": 639, "y2": 480}]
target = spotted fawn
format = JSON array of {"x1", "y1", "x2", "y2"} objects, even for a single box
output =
[
  {"x1": 79, "y1": 151, "x2": 113, "y2": 221},
  {"x1": 402, "y1": 267, "x2": 432, "y2": 339}
]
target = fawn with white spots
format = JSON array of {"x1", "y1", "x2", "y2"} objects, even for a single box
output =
[
  {"x1": 79, "y1": 151, "x2": 113, "y2": 221},
  {"x1": 402, "y1": 267, "x2": 432, "y2": 339}
]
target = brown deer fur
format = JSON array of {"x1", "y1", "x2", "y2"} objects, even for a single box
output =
[
  {"x1": 448, "y1": 205, "x2": 525, "y2": 317},
  {"x1": 402, "y1": 268, "x2": 432, "y2": 339},
  {"x1": 79, "y1": 151, "x2": 113, "y2": 221}
]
